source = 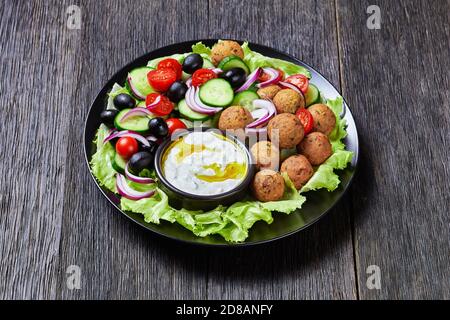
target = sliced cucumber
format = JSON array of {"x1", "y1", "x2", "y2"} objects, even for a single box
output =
[
  {"x1": 112, "y1": 152, "x2": 127, "y2": 174},
  {"x1": 305, "y1": 84, "x2": 320, "y2": 106},
  {"x1": 114, "y1": 108, "x2": 149, "y2": 133},
  {"x1": 202, "y1": 58, "x2": 214, "y2": 69},
  {"x1": 218, "y1": 56, "x2": 250, "y2": 75},
  {"x1": 232, "y1": 90, "x2": 259, "y2": 109},
  {"x1": 127, "y1": 67, "x2": 155, "y2": 99},
  {"x1": 136, "y1": 100, "x2": 146, "y2": 108},
  {"x1": 178, "y1": 99, "x2": 210, "y2": 121},
  {"x1": 199, "y1": 79, "x2": 234, "y2": 107}
]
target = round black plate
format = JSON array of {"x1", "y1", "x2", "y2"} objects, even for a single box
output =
[{"x1": 84, "y1": 39, "x2": 359, "y2": 246}]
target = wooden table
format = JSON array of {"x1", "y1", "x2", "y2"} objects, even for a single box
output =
[{"x1": 1, "y1": 0, "x2": 448, "y2": 300}]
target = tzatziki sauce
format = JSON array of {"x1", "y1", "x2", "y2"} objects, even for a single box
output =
[{"x1": 162, "y1": 131, "x2": 248, "y2": 196}]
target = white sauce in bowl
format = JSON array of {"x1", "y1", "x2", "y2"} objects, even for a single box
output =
[{"x1": 162, "y1": 131, "x2": 248, "y2": 196}]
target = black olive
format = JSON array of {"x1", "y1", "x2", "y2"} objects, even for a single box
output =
[
  {"x1": 100, "y1": 109, "x2": 119, "y2": 128},
  {"x1": 220, "y1": 67, "x2": 247, "y2": 88},
  {"x1": 182, "y1": 53, "x2": 203, "y2": 74},
  {"x1": 167, "y1": 81, "x2": 188, "y2": 102},
  {"x1": 148, "y1": 117, "x2": 169, "y2": 138},
  {"x1": 113, "y1": 93, "x2": 135, "y2": 110},
  {"x1": 129, "y1": 151, "x2": 154, "y2": 173},
  {"x1": 140, "y1": 139, "x2": 159, "y2": 154}
]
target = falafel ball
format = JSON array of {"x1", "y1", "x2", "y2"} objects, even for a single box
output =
[
  {"x1": 308, "y1": 103, "x2": 336, "y2": 136},
  {"x1": 218, "y1": 106, "x2": 253, "y2": 131},
  {"x1": 211, "y1": 40, "x2": 244, "y2": 66},
  {"x1": 267, "y1": 113, "x2": 304, "y2": 149},
  {"x1": 252, "y1": 169, "x2": 285, "y2": 202},
  {"x1": 280, "y1": 155, "x2": 314, "y2": 189},
  {"x1": 297, "y1": 132, "x2": 332, "y2": 165},
  {"x1": 250, "y1": 141, "x2": 280, "y2": 170},
  {"x1": 273, "y1": 88, "x2": 305, "y2": 114},
  {"x1": 257, "y1": 85, "x2": 281, "y2": 100}
]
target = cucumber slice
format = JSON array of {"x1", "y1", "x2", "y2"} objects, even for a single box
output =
[
  {"x1": 202, "y1": 58, "x2": 214, "y2": 69},
  {"x1": 136, "y1": 100, "x2": 146, "y2": 108},
  {"x1": 114, "y1": 108, "x2": 149, "y2": 133},
  {"x1": 232, "y1": 90, "x2": 259, "y2": 109},
  {"x1": 127, "y1": 67, "x2": 155, "y2": 99},
  {"x1": 218, "y1": 56, "x2": 250, "y2": 75},
  {"x1": 305, "y1": 84, "x2": 320, "y2": 106},
  {"x1": 199, "y1": 79, "x2": 234, "y2": 107},
  {"x1": 178, "y1": 99, "x2": 210, "y2": 121},
  {"x1": 112, "y1": 152, "x2": 127, "y2": 174}
]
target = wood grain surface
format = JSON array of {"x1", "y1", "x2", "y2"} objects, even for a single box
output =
[{"x1": 0, "y1": 0, "x2": 448, "y2": 300}]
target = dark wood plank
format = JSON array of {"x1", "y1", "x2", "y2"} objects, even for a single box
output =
[
  {"x1": 56, "y1": 0, "x2": 213, "y2": 299},
  {"x1": 0, "y1": 0, "x2": 80, "y2": 299},
  {"x1": 205, "y1": 0, "x2": 357, "y2": 299},
  {"x1": 336, "y1": 0, "x2": 450, "y2": 299}
]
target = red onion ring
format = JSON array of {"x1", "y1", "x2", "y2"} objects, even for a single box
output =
[
  {"x1": 185, "y1": 77, "x2": 192, "y2": 88},
  {"x1": 146, "y1": 95, "x2": 162, "y2": 113},
  {"x1": 103, "y1": 130, "x2": 150, "y2": 146},
  {"x1": 256, "y1": 68, "x2": 282, "y2": 88},
  {"x1": 120, "y1": 108, "x2": 154, "y2": 122},
  {"x1": 279, "y1": 81, "x2": 303, "y2": 95},
  {"x1": 125, "y1": 163, "x2": 156, "y2": 184},
  {"x1": 185, "y1": 86, "x2": 221, "y2": 115},
  {"x1": 127, "y1": 75, "x2": 146, "y2": 100},
  {"x1": 236, "y1": 67, "x2": 262, "y2": 93},
  {"x1": 209, "y1": 68, "x2": 223, "y2": 74},
  {"x1": 246, "y1": 99, "x2": 276, "y2": 128},
  {"x1": 116, "y1": 174, "x2": 156, "y2": 200}
]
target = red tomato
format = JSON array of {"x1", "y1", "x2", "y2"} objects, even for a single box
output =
[
  {"x1": 296, "y1": 108, "x2": 314, "y2": 134},
  {"x1": 147, "y1": 68, "x2": 177, "y2": 92},
  {"x1": 115, "y1": 137, "x2": 139, "y2": 159},
  {"x1": 165, "y1": 118, "x2": 187, "y2": 135},
  {"x1": 285, "y1": 74, "x2": 309, "y2": 93},
  {"x1": 145, "y1": 93, "x2": 174, "y2": 116},
  {"x1": 191, "y1": 68, "x2": 217, "y2": 87},
  {"x1": 157, "y1": 58, "x2": 182, "y2": 80}
]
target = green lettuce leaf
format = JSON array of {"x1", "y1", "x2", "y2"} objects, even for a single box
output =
[
  {"x1": 300, "y1": 97, "x2": 353, "y2": 193},
  {"x1": 241, "y1": 42, "x2": 311, "y2": 78},
  {"x1": 90, "y1": 125, "x2": 117, "y2": 192},
  {"x1": 192, "y1": 42, "x2": 212, "y2": 56}
]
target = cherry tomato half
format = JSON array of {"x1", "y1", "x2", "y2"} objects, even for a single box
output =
[
  {"x1": 191, "y1": 68, "x2": 217, "y2": 87},
  {"x1": 285, "y1": 74, "x2": 309, "y2": 94},
  {"x1": 115, "y1": 136, "x2": 139, "y2": 159},
  {"x1": 296, "y1": 108, "x2": 314, "y2": 134},
  {"x1": 145, "y1": 93, "x2": 174, "y2": 116},
  {"x1": 147, "y1": 68, "x2": 177, "y2": 92},
  {"x1": 157, "y1": 58, "x2": 182, "y2": 80},
  {"x1": 165, "y1": 118, "x2": 187, "y2": 135}
]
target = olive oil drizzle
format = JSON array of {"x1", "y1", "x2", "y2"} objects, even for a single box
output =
[{"x1": 196, "y1": 162, "x2": 247, "y2": 182}]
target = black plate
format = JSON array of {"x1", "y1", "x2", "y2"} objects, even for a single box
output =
[{"x1": 84, "y1": 39, "x2": 359, "y2": 247}]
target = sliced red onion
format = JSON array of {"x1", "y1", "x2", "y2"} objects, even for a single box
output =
[
  {"x1": 125, "y1": 163, "x2": 156, "y2": 184},
  {"x1": 246, "y1": 99, "x2": 276, "y2": 128},
  {"x1": 185, "y1": 77, "x2": 192, "y2": 88},
  {"x1": 103, "y1": 130, "x2": 150, "y2": 146},
  {"x1": 127, "y1": 75, "x2": 146, "y2": 100},
  {"x1": 185, "y1": 86, "x2": 221, "y2": 115},
  {"x1": 121, "y1": 108, "x2": 154, "y2": 122},
  {"x1": 236, "y1": 67, "x2": 262, "y2": 93},
  {"x1": 146, "y1": 135, "x2": 158, "y2": 142},
  {"x1": 251, "y1": 108, "x2": 268, "y2": 120},
  {"x1": 209, "y1": 68, "x2": 223, "y2": 74},
  {"x1": 279, "y1": 81, "x2": 303, "y2": 95},
  {"x1": 256, "y1": 68, "x2": 282, "y2": 88},
  {"x1": 146, "y1": 95, "x2": 162, "y2": 113},
  {"x1": 116, "y1": 174, "x2": 155, "y2": 200}
]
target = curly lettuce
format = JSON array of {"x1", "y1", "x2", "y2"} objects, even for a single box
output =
[
  {"x1": 300, "y1": 97, "x2": 353, "y2": 193},
  {"x1": 90, "y1": 124, "x2": 117, "y2": 192}
]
